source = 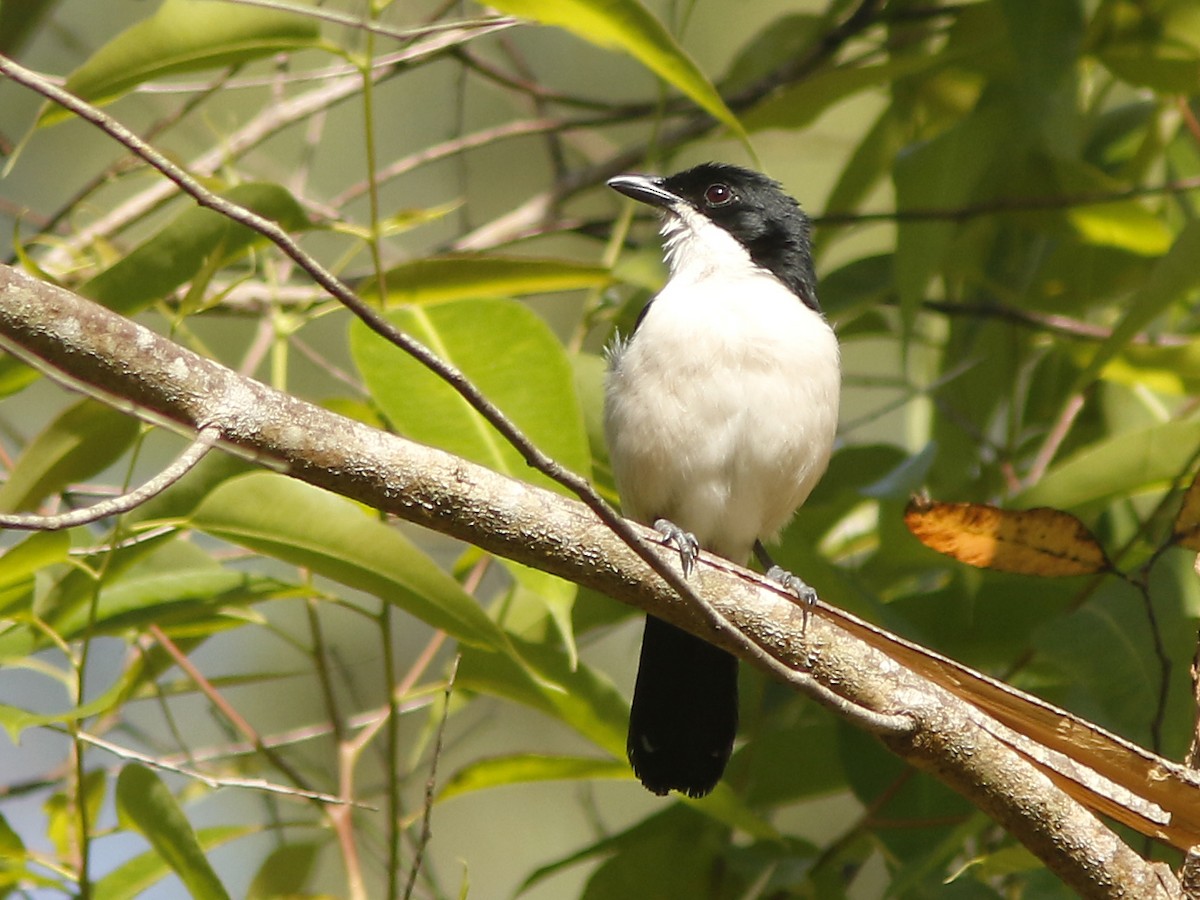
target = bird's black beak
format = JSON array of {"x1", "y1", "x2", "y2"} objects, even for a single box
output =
[{"x1": 607, "y1": 174, "x2": 679, "y2": 209}]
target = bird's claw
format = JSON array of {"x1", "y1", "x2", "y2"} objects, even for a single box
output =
[
  {"x1": 766, "y1": 565, "x2": 817, "y2": 605},
  {"x1": 767, "y1": 565, "x2": 818, "y2": 630},
  {"x1": 653, "y1": 518, "x2": 700, "y2": 577}
]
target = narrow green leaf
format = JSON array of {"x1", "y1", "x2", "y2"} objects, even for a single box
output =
[
  {"x1": 362, "y1": 254, "x2": 611, "y2": 305},
  {"x1": 1076, "y1": 220, "x2": 1200, "y2": 389},
  {"x1": 50, "y1": 569, "x2": 282, "y2": 641},
  {"x1": 1018, "y1": 419, "x2": 1200, "y2": 511},
  {"x1": 191, "y1": 472, "x2": 513, "y2": 654},
  {"x1": 820, "y1": 109, "x2": 906, "y2": 244},
  {"x1": 1066, "y1": 201, "x2": 1173, "y2": 255},
  {"x1": 0, "y1": 530, "x2": 70, "y2": 617},
  {"x1": 0, "y1": 399, "x2": 139, "y2": 513},
  {"x1": 0, "y1": 357, "x2": 39, "y2": 400},
  {"x1": 0, "y1": 685, "x2": 130, "y2": 742},
  {"x1": 1090, "y1": 342, "x2": 1200, "y2": 395},
  {"x1": 744, "y1": 54, "x2": 946, "y2": 133},
  {"x1": 115, "y1": 765, "x2": 231, "y2": 900},
  {"x1": 246, "y1": 842, "x2": 320, "y2": 900},
  {"x1": 0, "y1": 529, "x2": 70, "y2": 600},
  {"x1": 95, "y1": 826, "x2": 249, "y2": 900},
  {"x1": 0, "y1": 809, "x2": 24, "y2": 855},
  {"x1": 41, "y1": 0, "x2": 321, "y2": 126},
  {"x1": 1051, "y1": 158, "x2": 1172, "y2": 256},
  {"x1": 441, "y1": 754, "x2": 629, "y2": 800},
  {"x1": 893, "y1": 104, "x2": 1008, "y2": 320},
  {"x1": 80, "y1": 182, "x2": 309, "y2": 316},
  {"x1": 488, "y1": 0, "x2": 745, "y2": 142}
]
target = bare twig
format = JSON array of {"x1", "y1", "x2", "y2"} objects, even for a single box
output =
[
  {"x1": 922, "y1": 299, "x2": 1193, "y2": 347},
  {"x1": 1025, "y1": 393, "x2": 1086, "y2": 489},
  {"x1": 0, "y1": 426, "x2": 220, "y2": 531},
  {"x1": 403, "y1": 655, "x2": 459, "y2": 900},
  {"x1": 74, "y1": 730, "x2": 361, "y2": 807},
  {"x1": 148, "y1": 623, "x2": 316, "y2": 795}
]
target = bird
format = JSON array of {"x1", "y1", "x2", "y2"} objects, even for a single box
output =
[{"x1": 604, "y1": 162, "x2": 841, "y2": 798}]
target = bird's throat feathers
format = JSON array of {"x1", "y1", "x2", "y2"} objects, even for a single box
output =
[{"x1": 659, "y1": 206, "x2": 760, "y2": 286}]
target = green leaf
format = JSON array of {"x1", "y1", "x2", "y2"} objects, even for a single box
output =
[
  {"x1": 744, "y1": 54, "x2": 947, "y2": 133},
  {"x1": 1091, "y1": 341, "x2": 1200, "y2": 395},
  {"x1": 893, "y1": 104, "x2": 1009, "y2": 320},
  {"x1": 820, "y1": 108, "x2": 906, "y2": 240},
  {"x1": 1090, "y1": 0, "x2": 1200, "y2": 92},
  {"x1": 362, "y1": 254, "x2": 611, "y2": 305},
  {"x1": 0, "y1": 530, "x2": 70, "y2": 614},
  {"x1": 0, "y1": 357, "x2": 39, "y2": 400},
  {"x1": 50, "y1": 568, "x2": 282, "y2": 642},
  {"x1": 190, "y1": 472, "x2": 513, "y2": 654},
  {"x1": 1017, "y1": 419, "x2": 1200, "y2": 511},
  {"x1": 1031, "y1": 589, "x2": 1160, "y2": 743},
  {"x1": 115, "y1": 765, "x2": 232, "y2": 900},
  {"x1": 1066, "y1": 201, "x2": 1173, "y2": 255},
  {"x1": 1076, "y1": 220, "x2": 1200, "y2": 389},
  {"x1": 95, "y1": 825, "x2": 249, "y2": 900},
  {"x1": 0, "y1": 399, "x2": 139, "y2": 513},
  {"x1": 0, "y1": 684, "x2": 138, "y2": 741},
  {"x1": 246, "y1": 842, "x2": 320, "y2": 900},
  {"x1": 350, "y1": 298, "x2": 590, "y2": 493},
  {"x1": 80, "y1": 182, "x2": 309, "y2": 316},
  {"x1": 439, "y1": 754, "x2": 630, "y2": 801},
  {"x1": 40, "y1": 0, "x2": 321, "y2": 126},
  {"x1": 1050, "y1": 159, "x2": 1173, "y2": 256},
  {"x1": 487, "y1": 0, "x2": 746, "y2": 142},
  {"x1": 351, "y1": 298, "x2": 588, "y2": 656}
]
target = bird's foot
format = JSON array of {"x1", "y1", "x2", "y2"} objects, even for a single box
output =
[
  {"x1": 653, "y1": 518, "x2": 700, "y2": 577},
  {"x1": 766, "y1": 566, "x2": 817, "y2": 605},
  {"x1": 766, "y1": 565, "x2": 818, "y2": 630}
]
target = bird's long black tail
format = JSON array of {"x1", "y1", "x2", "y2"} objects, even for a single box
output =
[{"x1": 627, "y1": 614, "x2": 738, "y2": 798}]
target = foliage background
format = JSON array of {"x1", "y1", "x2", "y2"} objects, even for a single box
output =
[{"x1": 2, "y1": 0, "x2": 1200, "y2": 897}]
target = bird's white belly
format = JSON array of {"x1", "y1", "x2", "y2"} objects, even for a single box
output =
[{"x1": 605, "y1": 275, "x2": 839, "y2": 563}]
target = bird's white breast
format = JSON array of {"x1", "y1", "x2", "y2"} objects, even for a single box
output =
[{"x1": 605, "y1": 214, "x2": 840, "y2": 563}]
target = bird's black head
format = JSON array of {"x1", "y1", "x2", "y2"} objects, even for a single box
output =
[{"x1": 608, "y1": 162, "x2": 819, "y2": 311}]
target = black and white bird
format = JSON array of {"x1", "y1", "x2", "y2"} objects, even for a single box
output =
[{"x1": 604, "y1": 162, "x2": 841, "y2": 797}]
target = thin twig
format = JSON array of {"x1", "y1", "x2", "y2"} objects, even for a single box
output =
[
  {"x1": 922, "y1": 299, "x2": 1193, "y2": 347},
  {"x1": 74, "y1": 730, "x2": 363, "y2": 807},
  {"x1": 403, "y1": 654, "x2": 459, "y2": 900},
  {"x1": 148, "y1": 623, "x2": 317, "y2": 795},
  {"x1": 0, "y1": 426, "x2": 220, "y2": 531},
  {"x1": 1024, "y1": 392, "x2": 1086, "y2": 489}
]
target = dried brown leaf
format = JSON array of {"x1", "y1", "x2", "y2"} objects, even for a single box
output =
[{"x1": 904, "y1": 498, "x2": 1110, "y2": 577}]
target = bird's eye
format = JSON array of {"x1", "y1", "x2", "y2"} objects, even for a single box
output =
[{"x1": 703, "y1": 183, "x2": 734, "y2": 207}]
